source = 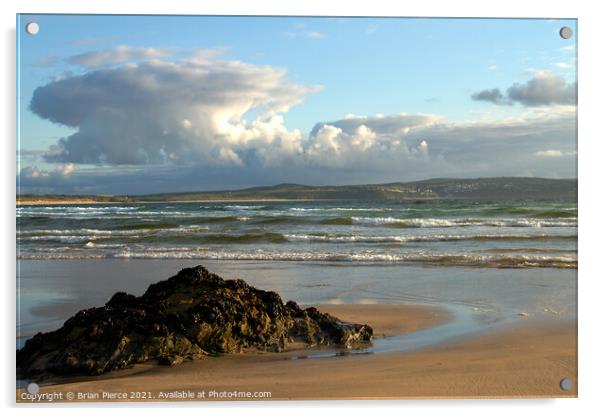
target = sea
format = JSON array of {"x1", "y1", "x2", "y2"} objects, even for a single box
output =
[
  {"x1": 17, "y1": 200, "x2": 577, "y2": 267},
  {"x1": 16, "y1": 199, "x2": 577, "y2": 346}
]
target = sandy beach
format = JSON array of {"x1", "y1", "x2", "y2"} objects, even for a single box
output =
[
  {"x1": 17, "y1": 303, "x2": 576, "y2": 402},
  {"x1": 15, "y1": 11, "x2": 579, "y2": 408}
]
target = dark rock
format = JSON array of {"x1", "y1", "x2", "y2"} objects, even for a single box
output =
[{"x1": 17, "y1": 265, "x2": 372, "y2": 379}]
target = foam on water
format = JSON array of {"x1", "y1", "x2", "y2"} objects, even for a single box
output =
[{"x1": 17, "y1": 201, "x2": 577, "y2": 269}]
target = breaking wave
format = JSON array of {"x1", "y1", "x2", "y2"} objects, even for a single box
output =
[{"x1": 20, "y1": 248, "x2": 577, "y2": 268}]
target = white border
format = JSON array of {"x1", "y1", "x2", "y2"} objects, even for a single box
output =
[{"x1": 2, "y1": 1, "x2": 601, "y2": 415}]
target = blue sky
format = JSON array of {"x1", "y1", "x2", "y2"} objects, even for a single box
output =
[{"x1": 17, "y1": 15, "x2": 577, "y2": 194}]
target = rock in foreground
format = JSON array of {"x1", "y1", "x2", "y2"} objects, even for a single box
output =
[{"x1": 17, "y1": 265, "x2": 372, "y2": 379}]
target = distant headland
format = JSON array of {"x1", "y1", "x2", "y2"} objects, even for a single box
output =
[{"x1": 16, "y1": 177, "x2": 577, "y2": 205}]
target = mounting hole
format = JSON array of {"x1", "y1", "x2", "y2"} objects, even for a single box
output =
[
  {"x1": 559, "y1": 378, "x2": 573, "y2": 391},
  {"x1": 559, "y1": 26, "x2": 573, "y2": 40},
  {"x1": 26, "y1": 382, "x2": 39, "y2": 395},
  {"x1": 25, "y1": 22, "x2": 40, "y2": 35}
]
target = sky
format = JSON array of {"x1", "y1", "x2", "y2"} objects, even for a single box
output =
[{"x1": 17, "y1": 15, "x2": 577, "y2": 195}]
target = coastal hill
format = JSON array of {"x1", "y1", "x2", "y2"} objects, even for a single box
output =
[{"x1": 17, "y1": 177, "x2": 577, "y2": 204}]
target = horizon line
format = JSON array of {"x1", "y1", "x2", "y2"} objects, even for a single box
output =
[{"x1": 16, "y1": 175, "x2": 577, "y2": 198}]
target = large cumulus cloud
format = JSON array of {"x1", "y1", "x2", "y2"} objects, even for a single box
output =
[
  {"x1": 28, "y1": 51, "x2": 448, "y2": 173},
  {"x1": 30, "y1": 55, "x2": 320, "y2": 166},
  {"x1": 19, "y1": 107, "x2": 576, "y2": 194},
  {"x1": 306, "y1": 114, "x2": 439, "y2": 168},
  {"x1": 21, "y1": 48, "x2": 577, "y2": 194},
  {"x1": 304, "y1": 108, "x2": 576, "y2": 180}
]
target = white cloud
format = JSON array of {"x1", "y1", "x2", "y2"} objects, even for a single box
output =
[
  {"x1": 66, "y1": 46, "x2": 174, "y2": 68},
  {"x1": 23, "y1": 49, "x2": 577, "y2": 194},
  {"x1": 302, "y1": 114, "x2": 443, "y2": 169},
  {"x1": 410, "y1": 139, "x2": 429, "y2": 157},
  {"x1": 21, "y1": 163, "x2": 75, "y2": 179},
  {"x1": 217, "y1": 147, "x2": 244, "y2": 166},
  {"x1": 535, "y1": 150, "x2": 576, "y2": 158},
  {"x1": 305, "y1": 123, "x2": 381, "y2": 166},
  {"x1": 31, "y1": 53, "x2": 321, "y2": 166},
  {"x1": 311, "y1": 113, "x2": 441, "y2": 136},
  {"x1": 19, "y1": 163, "x2": 77, "y2": 191},
  {"x1": 350, "y1": 125, "x2": 377, "y2": 151},
  {"x1": 58, "y1": 163, "x2": 76, "y2": 175},
  {"x1": 285, "y1": 26, "x2": 327, "y2": 40},
  {"x1": 306, "y1": 125, "x2": 343, "y2": 164},
  {"x1": 306, "y1": 31, "x2": 326, "y2": 39},
  {"x1": 559, "y1": 44, "x2": 576, "y2": 53},
  {"x1": 20, "y1": 107, "x2": 577, "y2": 194},
  {"x1": 302, "y1": 109, "x2": 576, "y2": 178}
]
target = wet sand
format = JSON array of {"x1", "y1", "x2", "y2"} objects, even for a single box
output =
[{"x1": 16, "y1": 303, "x2": 576, "y2": 401}]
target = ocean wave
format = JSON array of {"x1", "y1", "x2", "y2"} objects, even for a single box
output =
[
  {"x1": 252, "y1": 215, "x2": 310, "y2": 225},
  {"x1": 482, "y1": 206, "x2": 534, "y2": 215},
  {"x1": 18, "y1": 214, "x2": 576, "y2": 230},
  {"x1": 286, "y1": 234, "x2": 406, "y2": 243},
  {"x1": 19, "y1": 249, "x2": 577, "y2": 268},
  {"x1": 375, "y1": 217, "x2": 456, "y2": 227},
  {"x1": 285, "y1": 233, "x2": 577, "y2": 244},
  {"x1": 112, "y1": 222, "x2": 180, "y2": 230},
  {"x1": 482, "y1": 247, "x2": 577, "y2": 254},
  {"x1": 83, "y1": 242, "x2": 128, "y2": 249},
  {"x1": 223, "y1": 205, "x2": 270, "y2": 211},
  {"x1": 290, "y1": 207, "x2": 396, "y2": 212},
  {"x1": 196, "y1": 232, "x2": 288, "y2": 244},
  {"x1": 20, "y1": 235, "x2": 93, "y2": 243},
  {"x1": 18, "y1": 225, "x2": 210, "y2": 239},
  {"x1": 18, "y1": 224, "x2": 577, "y2": 246},
  {"x1": 342, "y1": 216, "x2": 576, "y2": 228},
  {"x1": 193, "y1": 215, "x2": 249, "y2": 223},
  {"x1": 17, "y1": 213, "x2": 189, "y2": 220},
  {"x1": 529, "y1": 210, "x2": 577, "y2": 219},
  {"x1": 17, "y1": 206, "x2": 138, "y2": 212},
  {"x1": 320, "y1": 217, "x2": 354, "y2": 225},
  {"x1": 19, "y1": 228, "x2": 139, "y2": 236},
  {"x1": 17, "y1": 208, "x2": 196, "y2": 218}
]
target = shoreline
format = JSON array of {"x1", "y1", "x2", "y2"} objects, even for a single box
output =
[
  {"x1": 17, "y1": 303, "x2": 576, "y2": 401},
  {"x1": 16, "y1": 198, "x2": 324, "y2": 206}
]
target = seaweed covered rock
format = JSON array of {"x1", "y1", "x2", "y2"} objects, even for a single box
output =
[{"x1": 17, "y1": 265, "x2": 372, "y2": 379}]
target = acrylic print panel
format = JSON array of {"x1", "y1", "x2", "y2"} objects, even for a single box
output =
[{"x1": 16, "y1": 14, "x2": 577, "y2": 402}]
